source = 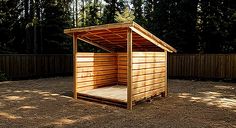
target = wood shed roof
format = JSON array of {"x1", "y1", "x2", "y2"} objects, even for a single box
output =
[{"x1": 64, "y1": 22, "x2": 177, "y2": 53}]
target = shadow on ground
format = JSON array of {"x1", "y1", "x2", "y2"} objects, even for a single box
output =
[{"x1": 0, "y1": 77, "x2": 236, "y2": 128}]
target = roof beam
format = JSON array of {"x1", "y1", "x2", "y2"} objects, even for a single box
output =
[
  {"x1": 132, "y1": 22, "x2": 177, "y2": 52},
  {"x1": 130, "y1": 27, "x2": 173, "y2": 53},
  {"x1": 106, "y1": 28, "x2": 143, "y2": 48},
  {"x1": 77, "y1": 37, "x2": 113, "y2": 53},
  {"x1": 88, "y1": 32, "x2": 125, "y2": 49},
  {"x1": 81, "y1": 30, "x2": 128, "y2": 38},
  {"x1": 64, "y1": 22, "x2": 133, "y2": 34}
]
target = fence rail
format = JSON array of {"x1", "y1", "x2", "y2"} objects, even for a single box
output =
[
  {"x1": 0, "y1": 54, "x2": 236, "y2": 80},
  {"x1": 168, "y1": 54, "x2": 236, "y2": 79},
  {"x1": 0, "y1": 54, "x2": 73, "y2": 80}
]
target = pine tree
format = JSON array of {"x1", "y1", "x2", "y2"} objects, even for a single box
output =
[
  {"x1": 115, "y1": 7, "x2": 135, "y2": 23},
  {"x1": 198, "y1": 0, "x2": 235, "y2": 53},
  {"x1": 0, "y1": 0, "x2": 23, "y2": 53},
  {"x1": 102, "y1": 0, "x2": 125, "y2": 23},
  {"x1": 132, "y1": 0, "x2": 144, "y2": 25},
  {"x1": 42, "y1": 0, "x2": 71, "y2": 53}
]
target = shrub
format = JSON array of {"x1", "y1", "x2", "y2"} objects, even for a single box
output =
[{"x1": 0, "y1": 71, "x2": 7, "y2": 82}]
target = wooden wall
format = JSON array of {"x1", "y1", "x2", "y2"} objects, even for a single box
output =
[
  {"x1": 132, "y1": 52, "x2": 167, "y2": 101},
  {"x1": 117, "y1": 53, "x2": 127, "y2": 85},
  {"x1": 76, "y1": 53, "x2": 117, "y2": 92}
]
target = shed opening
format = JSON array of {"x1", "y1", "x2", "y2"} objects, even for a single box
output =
[{"x1": 64, "y1": 22, "x2": 176, "y2": 110}]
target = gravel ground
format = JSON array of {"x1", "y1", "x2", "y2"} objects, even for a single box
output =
[{"x1": 0, "y1": 77, "x2": 236, "y2": 128}]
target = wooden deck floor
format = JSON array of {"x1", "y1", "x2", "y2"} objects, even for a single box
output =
[{"x1": 79, "y1": 85, "x2": 127, "y2": 103}]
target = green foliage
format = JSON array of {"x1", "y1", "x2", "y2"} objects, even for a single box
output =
[
  {"x1": 197, "y1": 0, "x2": 236, "y2": 53},
  {"x1": 115, "y1": 7, "x2": 135, "y2": 23},
  {"x1": 0, "y1": 0, "x2": 72, "y2": 54},
  {"x1": 0, "y1": 71, "x2": 7, "y2": 82},
  {"x1": 0, "y1": 0, "x2": 236, "y2": 53},
  {"x1": 132, "y1": 0, "x2": 144, "y2": 25},
  {"x1": 0, "y1": 0, "x2": 23, "y2": 53},
  {"x1": 42, "y1": 0, "x2": 71, "y2": 53},
  {"x1": 80, "y1": 0, "x2": 102, "y2": 26},
  {"x1": 102, "y1": 0, "x2": 125, "y2": 23}
]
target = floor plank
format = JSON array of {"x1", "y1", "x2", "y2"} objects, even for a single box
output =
[{"x1": 79, "y1": 85, "x2": 127, "y2": 102}]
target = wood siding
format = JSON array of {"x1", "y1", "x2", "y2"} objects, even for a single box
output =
[
  {"x1": 117, "y1": 53, "x2": 127, "y2": 85},
  {"x1": 132, "y1": 52, "x2": 167, "y2": 101},
  {"x1": 76, "y1": 53, "x2": 117, "y2": 92}
]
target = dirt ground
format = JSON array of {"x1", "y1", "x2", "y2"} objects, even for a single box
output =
[{"x1": 0, "y1": 77, "x2": 236, "y2": 128}]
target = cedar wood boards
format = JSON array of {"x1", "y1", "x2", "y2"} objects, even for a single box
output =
[
  {"x1": 132, "y1": 52, "x2": 167, "y2": 101},
  {"x1": 74, "y1": 52, "x2": 167, "y2": 109},
  {"x1": 65, "y1": 22, "x2": 176, "y2": 110}
]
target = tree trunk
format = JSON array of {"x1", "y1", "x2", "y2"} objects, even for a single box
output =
[{"x1": 75, "y1": 0, "x2": 78, "y2": 27}]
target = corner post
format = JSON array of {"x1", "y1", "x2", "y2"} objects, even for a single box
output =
[
  {"x1": 164, "y1": 50, "x2": 168, "y2": 97},
  {"x1": 127, "y1": 28, "x2": 133, "y2": 110},
  {"x1": 73, "y1": 33, "x2": 78, "y2": 99}
]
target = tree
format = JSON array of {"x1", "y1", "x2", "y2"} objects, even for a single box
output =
[
  {"x1": 197, "y1": 0, "x2": 236, "y2": 53},
  {"x1": 143, "y1": 0, "x2": 199, "y2": 53},
  {"x1": 0, "y1": 0, "x2": 236, "y2": 54},
  {"x1": 115, "y1": 7, "x2": 135, "y2": 23},
  {"x1": 102, "y1": 0, "x2": 125, "y2": 23},
  {"x1": 0, "y1": 0, "x2": 23, "y2": 53},
  {"x1": 42, "y1": 0, "x2": 71, "y2": 53},
  {"x1": 132, "y1": 0, "x2": 144, "y2": 25}
]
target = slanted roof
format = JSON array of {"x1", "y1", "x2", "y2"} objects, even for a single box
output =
[{"x1": 64, "y1": 22, "x2": 177, "y2": 53}]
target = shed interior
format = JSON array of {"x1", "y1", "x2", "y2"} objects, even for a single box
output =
[{"x1": 64, "y1": 22, "x2": 176, "y2": 109}]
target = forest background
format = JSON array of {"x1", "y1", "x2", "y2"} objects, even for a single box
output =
[{"x1": 0, "y1": 0, "x2": 235, "y2": 54}]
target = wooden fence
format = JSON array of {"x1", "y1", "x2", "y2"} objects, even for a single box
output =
[
  {"x1": 168, "y1": 54, "x2": 236, "y2": 79},
  {"x1": 1, "y1": 54, "x2": 236, "y2": 80},
  {"x1": 0, "y1": 54, "x2": 73, "y2": 80}
]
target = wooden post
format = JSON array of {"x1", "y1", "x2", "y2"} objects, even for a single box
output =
[
  {"x1": 164, "y1": 50, "x2": 168, "y2": 97},
  {"x1": 73, "y1": 33, "x2": 78, "y2": 99},
  {"x1": 127, "y1": 28, "x2": 133, "y2": 110}
]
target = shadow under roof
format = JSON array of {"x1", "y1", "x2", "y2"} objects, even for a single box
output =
[{"x1": 64, "y1": 22, "x2": 177, "y2": 53}]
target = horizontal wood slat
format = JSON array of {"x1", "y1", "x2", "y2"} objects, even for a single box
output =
[
  {"x1": 77, "y1": 70, "x2": 117, "y2": 77},
  {"x1": 76, "y1": 53, "x2": 117, "y2": 92},
  {"x1": 132, "y1": 72, "x2": 165, "y2": 82},
  {"x1": 77, "y1": 82, "x2": 117, "y2": 92},
  {"x1": 76, "y1": 57, "x2": 116, "y2": 62},
  {"x1": 133, "y1": 87, "x2": 165, "y2": 101},
  {"x1": 133, "y1": 82, "x2": 165, "y2": 95},
  {"x1": 76, "y1": 53, "x2": 117, "y2": 57},
  {"x1": 77, "y1": 74, "x2": 117, "y2": 82},
  {"x1": 131, "y1": 52, "x2": 167, "y2": 101},
  {"x1": 77, "y1": 78, "x2": 117, "y2": 88},
  {"x1": 117, "y1": 53, "x2": 127, "y2": 85},
  {"x1": 76, "y1": 61, "x2": 116, "y2": 67},
  {"x1": 133, "y1": 63, "x2": 165, "y2": 69},
  {"x1": 132, "y1": 52, "x2": 165, "y2": 57},
  {"x1": 77, "y1": 66, "x2": 117, "y2": 72},
  {"x1": 133, "y1": 68, "x2": 165, "y2": 76},
  {"x1": 133, "y1": 77, "x2": 165, "y2": 88},
  {"x1": 118, "y1": 73, "x2": 165, "y2": 81},
  {"x1": 133, "y1": 57, "x2": 165, "y2": 63}
]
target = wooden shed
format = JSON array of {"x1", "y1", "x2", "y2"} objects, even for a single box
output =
[{"x1": 64, "y1": 22, "x2": 176, "y2": 110}]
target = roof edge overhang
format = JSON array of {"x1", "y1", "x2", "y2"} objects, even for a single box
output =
[{"x1": 64, "y1": 21, "x2": 177, "y2": 53}]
